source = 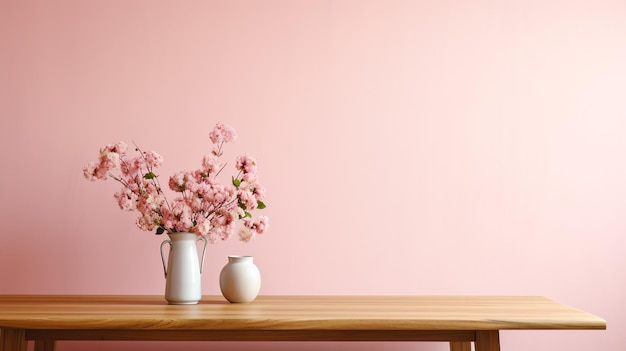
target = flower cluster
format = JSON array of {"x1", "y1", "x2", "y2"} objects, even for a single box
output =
[{"x1": 83, "y1": 123, "x2": 268, "y2": 243}]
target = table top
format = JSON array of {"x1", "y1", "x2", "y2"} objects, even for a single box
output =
[{"x1": 0, "y1": 295, "x2": 606, "y2": 331}]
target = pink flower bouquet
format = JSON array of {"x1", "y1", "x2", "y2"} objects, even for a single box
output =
[{"x1": 83, "y1": 123, "x2": 268, "y2": 243}]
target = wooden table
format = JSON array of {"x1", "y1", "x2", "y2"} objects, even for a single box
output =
[{"x1": 0, "y1": 295, "x2": 606, "y2": 351}]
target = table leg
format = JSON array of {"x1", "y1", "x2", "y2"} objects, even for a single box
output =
[
  {"x1": 450, "y1": 341, "x2": 472, "y2": 351},
  {"x1": 35, "y1": 340, "x2": 57, "y2": 351},
  {"x1": 0, "y1": 328, "x2": 27, "y2": 351},
  {"x1": 475, "y1": 330, "x2": 500, "y2": 351}
]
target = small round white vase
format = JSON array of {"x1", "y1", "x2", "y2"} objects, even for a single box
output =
[{"x1": 219, "y1": 256, "x2": 261, "y2": 303}]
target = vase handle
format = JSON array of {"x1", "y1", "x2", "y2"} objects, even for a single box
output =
[
  {"x1": 160, "y1": 239, "x2": 172, "y2": 278},
  {"x1": 198, "y1": 236, "x2": 208, "y2": 274}
]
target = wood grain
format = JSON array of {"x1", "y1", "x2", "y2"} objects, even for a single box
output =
[
  {"x1": 450, "y1": 341, "x2": 472, "y2": 351},
  {"x1": 0, "y1": 295, "x2": 605, "y2": 351},
  {"x1": 475, "y1": 330, "x2": 501, "y2": 351},
  {"x1": 0, "y1": 328, "x2": 26, "y2": 351},
  {"x1": 26, "y1": 329, "x2": 476, "y2": 342},
  {"x1": 33, "y1": 339, "x2": 55, "y2": 351},
  {"x1": 0, "y1": 295, "x2": 607, "y2": 331}
]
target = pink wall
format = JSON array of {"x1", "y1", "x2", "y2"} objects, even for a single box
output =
[{"x1": 1, "y1": 0, "x2": 624, "y2": 350}]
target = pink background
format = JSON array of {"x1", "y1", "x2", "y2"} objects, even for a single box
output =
[{"x1": 1, "y1": 0, "x2": 623, "y2": 350}]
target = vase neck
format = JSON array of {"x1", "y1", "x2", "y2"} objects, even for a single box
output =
[
  {"x1": 167, "y1": 232, "x2": 198, "y2": 242},
  {"x1": 228, "y1": 255, "x2": 253, "y2": 264}
]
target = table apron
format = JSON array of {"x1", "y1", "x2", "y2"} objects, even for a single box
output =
[{"x1": 24, "y1": 329, "x2": 478, "y2": 342}]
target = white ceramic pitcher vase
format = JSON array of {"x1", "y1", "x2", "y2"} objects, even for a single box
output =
[{"x1": 160, "y1": 232, "x2": 208, "y2": 305}]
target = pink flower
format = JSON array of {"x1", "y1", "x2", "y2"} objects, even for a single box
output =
[
  {"x1": 107, "y1": 142, "x2": 128, "y2": 154},
  {"x1": 84, "y1": 123, "x2": 268, "y2": 242},
  {"x1": 137, "y1": 191, "x2": 165, "y2": 214},
  {"x1": 252, "y1": 184, "x2": 266, "y2": 201},
  {"x1": 136, "y1": 215, "x2": 156, "y2": 231},
  {"x1": 199, "y1": 209, "x2": 235, "y2": 243},
  {"x1": 169, "y1": 171, "x2": 194, "y2": 192},
  {"x1": 209, "y1": 123, "x2": 238, "y2": 144},
  {"x1": 244, "y1": 215, "x2": 269, "y2": 235},
  {"x1": 238, "y1": 227, "x2": 254, "y2": 242},
  {"x1": 236, "y1": 155, "x2": 256, "y2": 173},
  {"x1": 82, "y1": 161, "x2": 100, "y2": 181},
  {"x1": 235, "y1": 155, "x2": 259, "y2": 182},
  {"x1": 237, "y1": 188, "x2": 258, "y2": 211},
  {"x1": 142, "y1": 150, "x2": 163, "y2": 168},
  {"x1": 114, "y1": 188, "x2": 137, "y2": 211},
  {"x1": 201, "y1": 154, "x2": 221, "y2": 176},
  {"x1": 83, "y1": 142, "x2": 128, "y2": 180},
  {"x1": 161, "y1": 198, "x2": 194, "y2": 232},
  {"x1": 255, "y1": 215, "x2": 269, "y2": 234},
  {"x1": 238, "y1": 215, "x2": 268, "y2": 241}
]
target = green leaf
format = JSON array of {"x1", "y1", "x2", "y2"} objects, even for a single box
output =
[
  {"x1": 232, "y1": 177, "x2": 241, "y2": 187},
  {"x1": 257, "y1": 200, "x2": 266, "y2": 209},
  {"x1": 155, "y1": 227, "x2": 165, "y2": 235},
  {"x1": 144, "y1": 172, "x2": 156, "y2": 180},
  {"x1": 244, "y1": 211, "x2": 252, "y2": 218},
  {"x1": 238, "y1": 202, "x2": 247, "y2": 210}
]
